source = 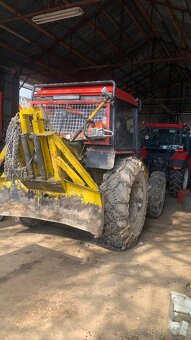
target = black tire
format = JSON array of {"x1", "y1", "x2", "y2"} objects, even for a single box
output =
[
  {"x1": 169, "y1": 165, "x2": 189, "y2": 198},
  {"x1": 19, "y1": 217, "x2": 44, "y2": 228},
  {"x1": 147, "y1": 171, "x2": 166, "y2": 218},
  {"x1": 100, "y1": 157, "x2": 148, "y2": 250},
  {"x1": 0, "y1": 216, "x2": 4, "y2": 221}
]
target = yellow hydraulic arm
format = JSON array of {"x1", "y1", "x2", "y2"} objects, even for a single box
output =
[{"x1": 0, "y1": 104, "x2": 106, "y2": 236}]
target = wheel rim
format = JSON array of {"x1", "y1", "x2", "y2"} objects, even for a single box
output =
[{"x1": 183, "y1": 167, "x2": 189, "y2": 189}]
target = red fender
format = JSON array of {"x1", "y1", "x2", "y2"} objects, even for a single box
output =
[
  {"x1": 171, "y1": 151, "x2": 191, "y2": 170},
  {"x1": 140, "y1": 147, "x2": 148, "y2": 160}
]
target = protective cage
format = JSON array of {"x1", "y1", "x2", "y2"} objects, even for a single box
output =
[
  {"x1": 31, "y1": 80, "x2": 140, "y2": 152},
  {"x1": 31, "y1": 100, "x2": 110, "y2": 137}
]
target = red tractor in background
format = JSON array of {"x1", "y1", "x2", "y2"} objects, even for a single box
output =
[{"x1": 141, "y1": 123, "x2": 191, "y2": 217}]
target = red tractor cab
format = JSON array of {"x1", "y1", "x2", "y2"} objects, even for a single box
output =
[
  {"x1": 31, "y1": 81, "x2": 140, "y2": 172},
  {"x1": 141, "y1": 123, "x2": 191, "y2": 197}
]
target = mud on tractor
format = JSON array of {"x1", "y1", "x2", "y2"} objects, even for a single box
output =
[
  {"x1": 141, "y1": 123, "x2": 191, "y2": 217},
  {"x1": 0, "y1": 81, "x2": 148, "y2": 250}
]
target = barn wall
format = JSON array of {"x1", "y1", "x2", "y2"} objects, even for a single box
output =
[{"x1": 0, "y1": 67, "x2": 19, "y2": 141}]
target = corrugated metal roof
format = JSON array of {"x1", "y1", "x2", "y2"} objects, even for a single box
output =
[{"x1": 0, "y1": 0, "x2": 191, "y2": 100}]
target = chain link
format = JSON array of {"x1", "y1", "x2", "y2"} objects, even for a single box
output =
[{"x1": 4, "y1": 114, "x2": 27, "y2": 181}]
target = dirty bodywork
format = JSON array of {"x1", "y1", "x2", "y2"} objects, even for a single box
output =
[
  {"x1": 0, "y1": 81, "x2": 148, "y2": 250},
  {"x1": 141, "y1": 123, "x2": 191, "y2": 177},
  {"x1": 0, "y1": 104, "x2": 104, "y2": 237}
]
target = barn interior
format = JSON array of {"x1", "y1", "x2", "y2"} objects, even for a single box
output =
[
  {"x1": 0, "y1": 1, "x2": 191, "y2": 339},
  {"x1": 1, "y1": 0, "x2": 191, "y2": 132}
]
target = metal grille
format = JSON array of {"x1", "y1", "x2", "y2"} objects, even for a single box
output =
[{"x1": 38, "y1": 102, "x2": 106, "y2": 134}]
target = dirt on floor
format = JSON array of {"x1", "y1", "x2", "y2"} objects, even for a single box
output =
[{"x1": 0, "y1": 196, "x2": 191, "y2": 340}]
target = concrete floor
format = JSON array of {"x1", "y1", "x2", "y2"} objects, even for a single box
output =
[{"x1": 0, "y1": 197, "x2": 191, "y2": 339}]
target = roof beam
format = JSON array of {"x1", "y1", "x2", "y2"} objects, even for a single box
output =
[
  {"x1": 134, "y1": 0, "x2": 171, "y2": 57},
  {"x1": 123, "y1": 1, "x2": 176, "y2": 92},
  {"x1": 62, "y1": 0, "x2": 117, "y2": 53},
  {"x1": 144, "y1": 0, "x2": 191, "y2": 15},
  {"x1": 120, "y1": 63, "x2": 169, "y2": 90},
  {"x1": 0, "y1": 40, "x2": 74, "y2": 81},
  {"x1": 0, "y1": 0, "x2": 101, "y2": 24},
  {"x1": 101, "y1": 4, "x2": 148, "y2": 79},
  {"x1": 61, "y1": 0, "x2": 144, "y2": 84},
  {"x1": 153, "y1": 1, "x2": 191, "y2": 82},
  {"x1": 77, "y1": 55, "x2": 191, "y2": 70},
  {"x1": 0, "y1": 0, "x2": 96, "y2": 66},
  {"x1": 162, "y1": 0, "x2": 191, "y2": 82},
  {"x1": 142, "y1": 80, "x2": 181, "y2": 100},
  {"x1": 133, "y1": 0, "x2": 187, "y2": 82},
  {"x1": 0, "y1": 24, "x2": 77, "y2": 73},
  {"x1": 165, "y1": 0, "x2": 188, "y2": 49}
]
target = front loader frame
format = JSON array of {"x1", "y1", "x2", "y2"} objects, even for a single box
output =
[{"x1": 0, "y1": 107, "x2": 103, "y2": 236}]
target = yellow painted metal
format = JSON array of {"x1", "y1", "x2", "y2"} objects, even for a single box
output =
[
  {"x1": 0, "y1": 105, "x2": 104, "y2": 236},
  {"x1": 57, "y1": 156, "x2": 85, "y2": 186},
  {"x1": 18, "y1": 107, "x2": 99, "y2": 191},
  {"x1": 19, "y1": 108, "x2": 33, "y2": 133},
  {"x1": 0, "y1": 106, "x2": 103, "y2": 220},
  {"x1": 88, "y1": 98, "x2": 107, "y2": 121},
  {"x1": 19, "y1": 108, "x2": 39, "y2": 176},
  {"x1": 32, "y1": 108, "x2": 53, "y2": 177},
  {"x1": 64, "y1": 180, "x2": 102, "y2": 207},
  {"x1": 54, "y1": 134, "x2": 98, "y2": 191},
  {"x1": 47, "y1": 135, "x2": 61, "y2": 180},
  {"x1": 0, "y1": 146, "x2": 5, "y2": 166},
  {"x1": 0, "y1": 175, "x2": 102, "y2": 207}
]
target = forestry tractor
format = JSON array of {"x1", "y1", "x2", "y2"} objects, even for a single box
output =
[
  {"x1": 141, "y1": 122, "x2": 191, "y2": 217},
  {"x1": 0, "y1": 81, "x2": 148, "y2": 250}
]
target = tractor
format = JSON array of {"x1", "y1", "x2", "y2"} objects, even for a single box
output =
[
  {"x1": 141, "y1": 122, "x2": 191, "y2": 217},
  {"x1": 0, "y1": 81, "x2": 148, "y2": 251}
]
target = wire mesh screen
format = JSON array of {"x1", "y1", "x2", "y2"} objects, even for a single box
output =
[{"x1": 38, "y1": 102, "x2": 106, "y2": 134}]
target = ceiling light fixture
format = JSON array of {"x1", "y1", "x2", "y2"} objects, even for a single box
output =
[{"x1": 32, "y1": 7, "x2": 84, "y2": 24}]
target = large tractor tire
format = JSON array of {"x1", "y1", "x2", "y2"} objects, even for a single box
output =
[
  {"x1": 169, "y1": 165, "x2": 189, "y2": 198},
  {"x1": 19, "y1": 218, "x2": 44, "y2": 228},
  {"x1": 147, "y1": 171, "x2": 166, "y2": 218},
  {"x1": 100, "y1": 157, "x2": 148, "y2": 250}
]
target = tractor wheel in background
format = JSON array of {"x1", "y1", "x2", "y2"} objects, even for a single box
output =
[
  {"x1": 0, "y1": 216, "x2": 4, "y2": 221},
  {"x1": 169, "y1": 165, "x2": 189, "y2": 198},
  {"x1": 19, "y1": 217, "x2": 44, "y2": 228},
  {"x1": 100, "y1": 157, "x2": 148, "y2": 250},
  {"x1": 147, "y1": 171, "x2": 166, "y2": 218}
]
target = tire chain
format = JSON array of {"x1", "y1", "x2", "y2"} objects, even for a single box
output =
[{"x1": 4, "y1": 115, "x2": 27, "y2": 181}]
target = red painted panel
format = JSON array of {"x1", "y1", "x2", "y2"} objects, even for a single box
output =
[
  {"x1": 35, "y1": 84, "x2": 137, "y2": 106},
  {"x1": 177, "y1": 189, "x2": 190, "y2": 204},
  {"x1": 140, "y1": 147, "x2": 148, "y2": 160},
  {"x1": 171, "y1": 151, "x2": 189, "y2": 160},
  {"x1": 36, "y1": 85, "x2": 114, "y2": 97},
  {"x1": 31, "y1": 100, "x2": 102, "y2": 105},
  {"x1": 84, "y1": 102, "x2": 111, "y2": 146},
  {"x1": 171, "y1": 151, "x2": 191, "y2": 170},
  {"x1": 143, "y1": 123, "x2": 189, "y2": 129},
  {"x1": 0, "y1": 92, "x2": 3, "y2": 142},
  {"x1": 115, "y1": 87, "x2": 137, "y2": 106}
]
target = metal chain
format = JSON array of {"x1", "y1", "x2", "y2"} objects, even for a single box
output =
[{"x1": 4, "y1": 114, "x2": 27, "y2": 180}]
